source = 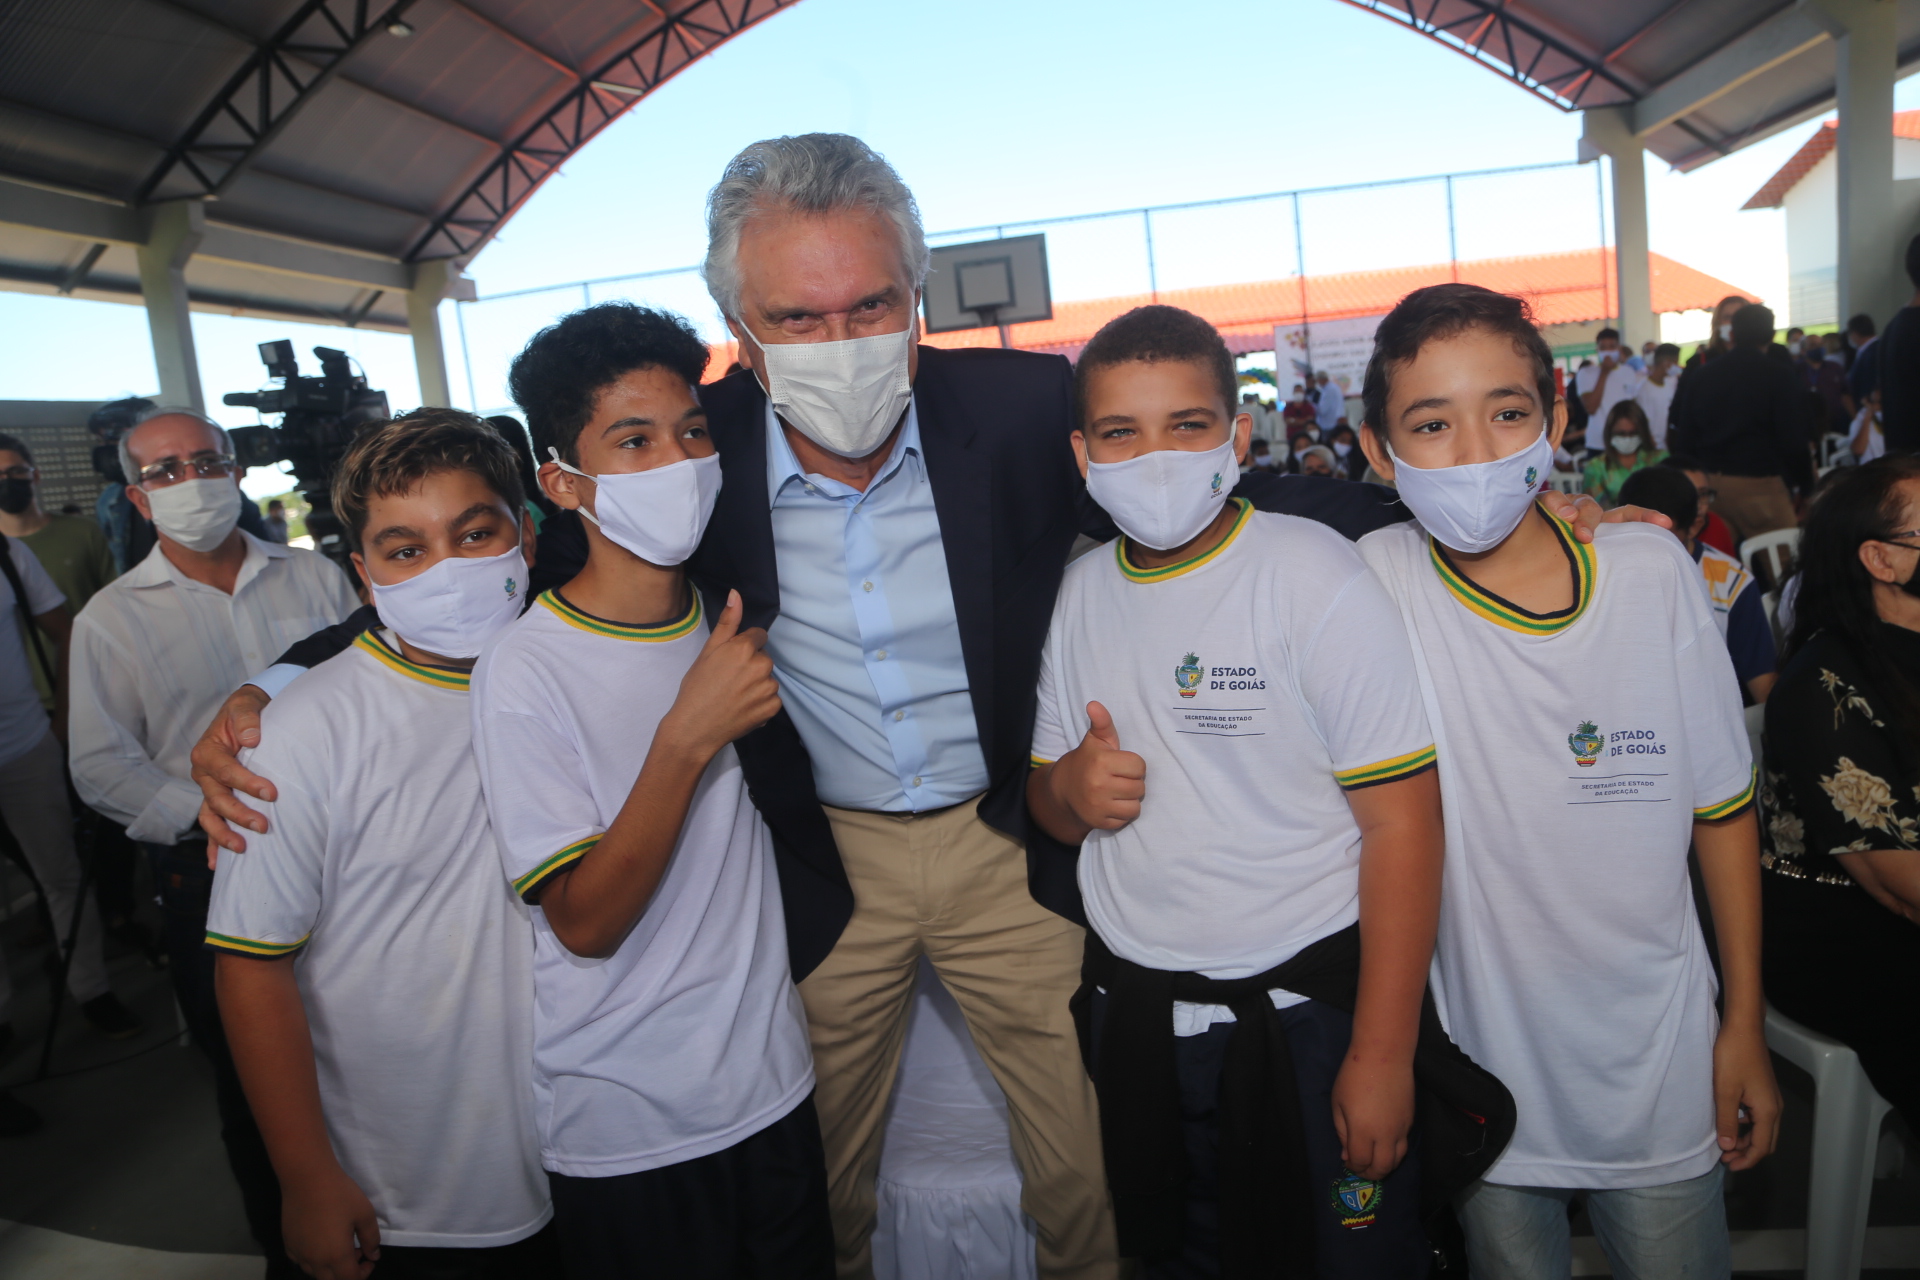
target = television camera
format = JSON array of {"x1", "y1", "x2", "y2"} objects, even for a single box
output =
[{"x1": 224, "y1": 340, "x2": 388, "y2": 568}]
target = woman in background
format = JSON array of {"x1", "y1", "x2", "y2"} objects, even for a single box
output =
[{"x1": 1582, "y1": 401, "x2": 1665, "y2": 506}]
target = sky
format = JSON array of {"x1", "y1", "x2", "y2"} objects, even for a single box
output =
[{"x1": 2, "y1": 0, "x2": 1915, "y2": 498}]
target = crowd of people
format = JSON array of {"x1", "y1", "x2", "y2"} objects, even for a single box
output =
[{"x1": 2, "y1": 130, "x2": 1920, "y2": 1280}]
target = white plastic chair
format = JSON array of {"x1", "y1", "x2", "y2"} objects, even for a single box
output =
[
  {"x1": 1741, "y1": 528, "x2": 1801, "y2": 589},
  {"x1": 1764, "y1": 1006, "x2": 1894, "y2": 1280},
  {"x1": 1821, "y1": 433, "x2": 1854, "y2": 469},
  {"x1": 1548, "y1": 471, "x2": 1583, "y2": 495}
]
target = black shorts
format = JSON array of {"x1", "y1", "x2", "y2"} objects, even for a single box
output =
[
  {"x1": 547, "y1": 1093, "x2": 833, "y2": 1280},
  {"x1": 367, "y1": 1221, "x2": 562, "y2": 1279}
]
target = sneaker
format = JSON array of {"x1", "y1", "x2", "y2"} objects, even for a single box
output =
[
  {"x1": 0, "y1": 1089, "x2": 40, "y2": 1137},
  {"x1": 79, "y1": 993, "x2": 142, "y2": 1040}
]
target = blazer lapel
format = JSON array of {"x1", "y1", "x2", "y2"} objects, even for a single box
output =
[
  {"x1": 698, "y1": 372, "x2": 781, "y2": 630},
  {"x1": 914, "y1": 348, "x2": 996, "y2": 751}
]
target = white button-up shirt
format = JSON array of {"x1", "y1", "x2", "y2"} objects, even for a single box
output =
[{"x1": 68, "y1": 531, "x2": 359, "y2": 844}]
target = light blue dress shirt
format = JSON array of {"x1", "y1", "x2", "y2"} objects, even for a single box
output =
[{"x1": 764, "y1": 402, "x2": 988, "y2": 812}]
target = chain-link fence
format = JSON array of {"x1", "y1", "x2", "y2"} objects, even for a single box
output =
[{"x1": 446, "y1": 159, "x2": 1613, "y2": 414}]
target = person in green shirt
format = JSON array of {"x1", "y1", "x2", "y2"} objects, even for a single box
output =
[
  {"x1": 1582, "y1": 401, "x2": 1667, "y2": 507},
  {"x1": 0, "y1": 433, "x2": 118, "y2": 708}
]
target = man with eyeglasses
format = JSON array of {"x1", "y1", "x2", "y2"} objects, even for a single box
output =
[{"x1": 66, "y1": 406, "x2": 356, "y2": 1278}]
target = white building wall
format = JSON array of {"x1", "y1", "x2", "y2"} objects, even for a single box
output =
[{"x1": 1783, "y1": 138, "x2": 1920, "y2": 328}]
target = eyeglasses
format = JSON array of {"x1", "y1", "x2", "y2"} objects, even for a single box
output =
[
  {"x1": 1694, "y1": 487, "x2": 1718, "y2": 505},
  {"x1": 0, "y1": 465, "x2": 33, "y2": 482},
  {"x1": 137, "y1": 454, "x2": 238, "y2": 486},
  {"x1": 1876, "y1": 527, "x2": 1920, "y2": 548}
]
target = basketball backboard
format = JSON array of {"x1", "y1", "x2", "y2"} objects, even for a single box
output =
[{"x1": 922, "y1": 234, "x2": 1052, "y2": 335}]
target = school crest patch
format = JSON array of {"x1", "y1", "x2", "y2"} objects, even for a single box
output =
[
  {"x1": 1330, "y1": 1171, "x2": 1383, "y2": 1229},
  {"x1": 1175, "y1": 653, "x2": 1203, "y2": 699},
  {"x1": 1568, "y1": 719, "x2": 1604, "y2": 768}
]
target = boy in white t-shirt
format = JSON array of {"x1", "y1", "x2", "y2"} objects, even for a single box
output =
[
  {"x1": 1576, "y1": 327, "x2": 1642, "y2": 453},
  {"x1": 208, "y1": 410, "x2": 557, "y2": 1279},
  {"x1": 1354, "y1": 284, "x2": 1780, "y2": 1279},
  {"x1": 1028, "y1": 305, "x2": 1514, "y2": 1276},
  {"x1": 470, "y1": 304, "x2": 826, "y2": 1277},
  {"x1": 1633, "y1": 342, "x2": 1681, "y2": 449}
]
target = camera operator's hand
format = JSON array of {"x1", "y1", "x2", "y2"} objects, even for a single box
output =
[{"x1": 192, "y1": 685, "x2": 277, "y2": 859}]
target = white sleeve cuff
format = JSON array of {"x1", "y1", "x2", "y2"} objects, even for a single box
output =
[
  {"x1": 245, "y1": 663, "x2": 307, "y2": 702},
  {"x1": 125, "y1": 778, "x2": 206, "y2": 846}
]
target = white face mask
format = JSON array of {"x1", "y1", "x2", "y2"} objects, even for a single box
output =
[
  {"x1": 738, "y1": 318, "x2": 914, "y2": 459},
  {"x1": 549, "y1": 449, "x2": 721, "y2": 567},
  {"x1": 369, "y1": 544, "x2": 526, "y2": 660},
  {"x1": 1609, "y1": 434, "x2": 1642, "y2": 456},
  {"x1": 145, "y1": 477, "x2": 242, "y2": 553},
  {"x1": 1086, "y1": 437, "x2": 1236, "y2": 552},
  {"x1": 1332, "y1": 440, "x2": 1353, "y2": 458},
  {"x1": 1389, "y1": 430, "x2": 1554, "y2": 555},
  {"x1": 1717, "y1": 324, "x2": 1734, "y2": 343}
]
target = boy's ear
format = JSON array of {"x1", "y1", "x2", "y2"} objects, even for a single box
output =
[
  {"x1": 1233, "y1": 412, "x2": 1253, "y2": 466},
  {"x1": 1546, "y1": 393, "x2": 1569, "y2": 454},
  {"x1": 1359, "y1": 423, "x2": 1394, "y2": 482},
  {"x1": 539, "y1": 459, "x2": 581, "y2": 512},
  {"x1": 1070, "y1": 429, "x2": 1090, "y2": 481},
  {"x1": 519, "y1": 510, "x2": 537, "y2": 565},
  {"x1": 349, "y1": 550, "x2": 372, "y2": 596}
]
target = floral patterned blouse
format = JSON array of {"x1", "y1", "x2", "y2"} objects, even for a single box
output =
[{"x1": 1762, "y1": 624, "x2": 1920, "y2": 887}]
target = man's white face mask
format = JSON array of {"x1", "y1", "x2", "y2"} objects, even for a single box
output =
[
  {"x1": 145, "y1": 477, "x2": 242, "y2": 552},
  {"x1": 737, "y1": 314, "x2": 914, "y2": 459}
]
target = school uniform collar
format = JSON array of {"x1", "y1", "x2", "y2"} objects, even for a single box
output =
[{"x1": 1428, "y1": 506, "x2": 1595, "y2": 636}]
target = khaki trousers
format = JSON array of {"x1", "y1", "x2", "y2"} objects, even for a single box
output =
[
  {"x1": 1706, "y1": 472, "x2": 1797, "y2": 545},
  {"x1": 801, "y1": 797, "x2": 1117, "y2": 1280}
]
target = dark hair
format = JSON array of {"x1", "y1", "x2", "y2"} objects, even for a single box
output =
[
  {"x1": 332, "y1": 408, "x2": 526, "y2": 553},
  {"x1": 1073, "y1": 305, "x2": 1237, "y2": 426},
  {"x1": 1654, "y1": 342, "x2": 1680, "y2": 364},
  {"x1": 1595, "y1": 327, "x2": 1621, "y2": 344},
  {"x1": 0, "y1": 432, "x2": 30, "y2": 466},
  {"x1": 1847, "y1": 312, "x2": 1877, "y2": 339},
  {"x1": 1616, "y1": 465, "x2": 1697, "y2": 533},
  {"x1": 1361, "y1": 283, "x2": 1555, "y2": 435},
  {"x1": 1787, "y1": 456, "x2": 1920, "y2": 739},
  {"x1": 1731, "y1": 304, "x2": 1775, "y2": 348},
  {"x1": 507, "y1": 303, "x2": 710, "y2": 466},
  {"x1": 1908, "y1": 233, "x2": 1920, "y2": 290},
  {"x1": 1660, "y1": 452, "x2": 1704, "y2": 474}
]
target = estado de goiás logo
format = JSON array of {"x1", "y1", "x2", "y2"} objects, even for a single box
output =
[
  {"x1": 1568, "y1": 720, "x2": 1604, "y2": 767},
  {"x1": 1174, "y1": 652, "x2": 1203, "y2": 699}
]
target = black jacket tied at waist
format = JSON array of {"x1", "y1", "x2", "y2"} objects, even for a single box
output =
[{"x1": 1072, "y1": 925, "x2": 1514, "y2": 1278}]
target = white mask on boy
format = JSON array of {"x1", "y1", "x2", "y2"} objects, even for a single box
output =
[
  {"x1": 1086, "y1": 438, "x2": 1236, "y2": 551},
  {"x1": 1389, "y1": 430, "x2": 1553, "y2": 555},
  {"x1": 369, "y1": 544, "x2": 526, "y2": 660},
  {"x1": 548, "y1": 449, "x2": 722, "y2": 567}
]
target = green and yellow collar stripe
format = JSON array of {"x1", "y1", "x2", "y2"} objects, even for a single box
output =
[
  {"x1": 1429, "y1": 507, "x2": 1594, "y2": 636},
  {"x1": 204, "y1": 930, "x2": 309, "y2": 958},
  {"x1": 513, "y1": 836, "x2": 600, "y2": 902},
  {"x1": 1695, "y1": 769, "x2": 1757, "y2": 821},
  {"x1": 1335, "y1": 744, "x2": 1438, "y2": 791},
  {"x1": 1118, "y1": 498, "x2": 1252, "y2": 584},
  {"x1": 1029, "y1": 753, "x2": 1056, "y2": 768},
  {"x1": 541, "y1": 590, "x2": 702, "y2": 642},
  {"x1": 353, "y1": 631, "x2": 470, "y2": 690}
]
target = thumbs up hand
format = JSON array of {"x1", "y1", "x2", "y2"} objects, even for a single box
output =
[
  {"x1": 1049, "y1": 701, "x2": 1147, "y2": 832},
  {"x1": 662, "y1": 590, "x2": 781, "y2": 760}
]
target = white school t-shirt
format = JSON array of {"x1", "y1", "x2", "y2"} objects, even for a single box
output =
[
  {"x1": 1358, "y1": 513, "x2": 1755, "y2": 1190},
  {"x1": 204, "y1": 631, "x2": 548, "y2": 1247},
  {"x1": 1032, "y1": 501, "x2": 1436, "y2": 996},
  {"x1": 470, "y1": 590, "x2": 813, "y2": 1179}
]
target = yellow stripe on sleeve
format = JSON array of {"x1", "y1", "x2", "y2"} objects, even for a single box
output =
[
  {"x1": 1030, "y1": 754, "x2": 1056, "y2": 768},
  {"x1": 1694, "y1": 769, "x2": 1757, "y2": 821},
  {"x1": 512, "y1": 836, "x2": 600, "y2": 901},
  {"x1": 1334, "y1": 744, "x2": 1438, "y2": 791},
  {"x1": 204, "y1": 930, "x2": 309, "y2": 958}
]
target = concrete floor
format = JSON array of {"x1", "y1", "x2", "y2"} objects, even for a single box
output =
[{"x1": 3, "y1": 862, "x2": 1920, "y2": 1279}]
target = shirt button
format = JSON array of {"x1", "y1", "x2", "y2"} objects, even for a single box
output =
[
  {"x1": 893, "y1": 710, "x2": 905, "y2": 721},
  {"x1": 911, "y1": 776, "x2": 923, "y2": 788},
  {"x1": 862, "y1": 580, "x2": 874, "y2": 593},
  {"x1": 875, "y1": 649, "x2": 888, "y2": 661}
]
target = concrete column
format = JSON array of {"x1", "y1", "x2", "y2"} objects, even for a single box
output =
[
  {"x1": 408, "y1": 259, "x2": 475, "y2": 408},
  {"x1": 1579, "y1": 108, "x2": 1657, "y2": 348},
  {"x1": 1807, "y1": 0, "x2": 1899, "y2": 325},
  {"x1": 136, "y1": 200, "x2": 206, "y2": 413}
]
